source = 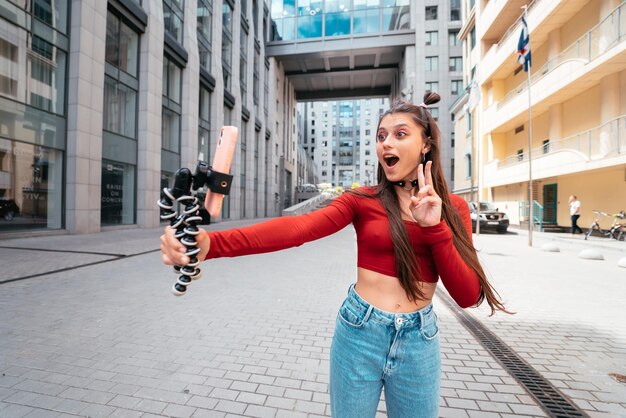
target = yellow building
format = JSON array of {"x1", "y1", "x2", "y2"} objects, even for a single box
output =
[{"x1": 452, "y1": 0, "x2": 626, "y2": 231}]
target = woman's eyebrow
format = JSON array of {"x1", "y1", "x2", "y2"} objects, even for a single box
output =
[{"x1": 379, "y1": 123, "x2": 410, "y2": 130}]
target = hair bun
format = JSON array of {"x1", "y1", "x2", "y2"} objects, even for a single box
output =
[{"x1": 423, "y1": 92, "x2": 441, "y2": 106}]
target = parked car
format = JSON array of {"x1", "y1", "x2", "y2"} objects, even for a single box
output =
[
  {"x1": 0, "y1": 198, "x2": 20, "y2": 221},
  {"x1": 468, "y1": 202, "x2": 509, "y2": 234}
]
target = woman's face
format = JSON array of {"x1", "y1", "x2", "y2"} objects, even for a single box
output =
[{"x1": 376, "y1": 113, "x2": 430, "y2": 183}]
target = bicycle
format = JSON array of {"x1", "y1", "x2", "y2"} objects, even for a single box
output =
[{"x1": 584, "y1": 210, "x2": 625, "y2": 240}]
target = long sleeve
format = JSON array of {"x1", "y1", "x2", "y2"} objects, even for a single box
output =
[
  {"x1": 420, "y1": 195, "x2": 480, "y2": 308},
  {"x1": 205, "y1": 193, "x2": 358, "y2": 259}
]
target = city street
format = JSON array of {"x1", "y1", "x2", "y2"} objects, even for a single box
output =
[{"x1": 0, "y1": 220, "x2": 625, "y2": 417}]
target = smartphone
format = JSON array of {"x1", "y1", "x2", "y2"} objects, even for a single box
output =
[{"x1": 204, "y1": 126, "x2": 238, "y2": 217}]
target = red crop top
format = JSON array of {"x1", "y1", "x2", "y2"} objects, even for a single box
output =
[{"x1": 205, "y1": 187, "x2": 481, "y2": 307}]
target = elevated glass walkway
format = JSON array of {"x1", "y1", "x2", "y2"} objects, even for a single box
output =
[{"x1": 267, "y1": 1, "x2": 414, "y2": 100}]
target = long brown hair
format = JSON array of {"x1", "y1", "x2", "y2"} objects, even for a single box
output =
[{"x1": 350, "y1": 93, "x2": 507, "y2": 315}]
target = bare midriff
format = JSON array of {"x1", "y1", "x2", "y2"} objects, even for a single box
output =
[{"x1": 355, "y1": 267, "x2": 437, "y2": 313}]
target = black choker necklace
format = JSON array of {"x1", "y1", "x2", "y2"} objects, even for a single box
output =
[{"x1": 394, "y1": 179, "x2": 419, "y2": 191}]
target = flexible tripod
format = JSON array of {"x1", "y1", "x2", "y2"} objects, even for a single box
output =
[{"x1": 157, "y1": 161, "x2": 233, "y2": 296}]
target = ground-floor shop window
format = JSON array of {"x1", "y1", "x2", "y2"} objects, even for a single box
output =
[
  {"x1": 101, "y1": 160, "x2": 135, "y2": 225},
  {"x1": 0, "y1": 140, "x2": 63, "y2": 232}
]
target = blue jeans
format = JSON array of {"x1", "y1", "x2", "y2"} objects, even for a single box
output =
[{"x1": 330, "y1": 285, "x2": 441, "y2": 418}]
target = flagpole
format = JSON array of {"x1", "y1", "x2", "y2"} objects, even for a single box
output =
[{"x1": 521, "y1": 6, "x2": 533, "y2": 247}]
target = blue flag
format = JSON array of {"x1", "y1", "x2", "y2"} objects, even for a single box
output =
[{"x1": 517, "y1": 16, "x2": 531, "y2": 72}]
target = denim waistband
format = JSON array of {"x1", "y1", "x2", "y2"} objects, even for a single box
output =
[{"x1": 347, "y1": 284, "x2": 434, "y2": 329}]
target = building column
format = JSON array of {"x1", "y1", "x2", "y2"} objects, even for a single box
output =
[
  {"x1": 136, "y1": 0, "x2": 164, "y2": 228},
  {"x1": 549, "y1": 103, "x2": 563, "y2": 142},
  {"x1": 600, "y1": 73, "x2": 620, "y2": 155},
  {"x1": 181, "y1": 0, "x2": 200, "y2": 169},
  {"x1": 66, "y1": 0, "x2": 107, "y2": 234},
  {"x1": 547, "y1": 28, "x2": 561, "y2": 60}
]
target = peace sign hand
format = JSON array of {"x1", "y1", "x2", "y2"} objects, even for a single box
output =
[{"x1": 409, "y1": 161, "x2": 442, "y2": 227}]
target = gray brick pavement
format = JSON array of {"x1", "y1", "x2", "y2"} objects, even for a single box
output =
[{"x1": 0, "y1": 221, "x2": 625, "y2": 417}]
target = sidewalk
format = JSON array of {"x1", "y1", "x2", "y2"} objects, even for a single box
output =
[{"x1": 0, "y1": 219, "x2": 625, "y2": 417}]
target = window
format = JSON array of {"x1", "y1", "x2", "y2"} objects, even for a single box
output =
[
  {"x1": 451, "y1": 79, "x2": 463, "y2": 95},
  {"x1": 253, "y1": 45, "x2": 260, "y2": 114},
  {"x1": 465, "y1": 153, "x2": 472, "y2": 178},
  {"x1": 103, "y1": 78, "x2": 137, "y2": 138},
  {"x1": 425, "y1": 81, "x2": 439, "y2": 92},
  {"x1": 450, "y1": 0, "x2": 460, "y2": 21},
  {"x1": 430, "y1": 107, "x2": 439, "y2": 121},
  {"x1": 198, "y1": 86, "x2": 211, "y2": 160},
  {"x1": 451, "y1": 131, "x2": 455, "y2": 147},
  {"x1": 425, "y1": 6, "x2": 437, "y2": 20},
  {"x1": 161, "y1": 56, "x2": 182, "y2": 153},
  {"x1": 240, "y1": 26, "x2": 248, "y2": 103},
  {"x1": 103, "y1": 11, "x2": 139, "y2": 140},
  {"x1": 163, "y1": 0, "x2": 184, "y2": 43},
  {"x1": 425, "y1": 30, "x2": 438, "y2": 46},
  {"x1": 449, "y1": 29, "x2": 460, "y2": 46},
  {"x1": 470, "y1": 26, "x2": 476, "y2": 49},
  {"x1": 240, "y1": 120, "x2": 247, "y2": 217},
  {"x1": 197, "y1": 0, "x2": 213, "y2": 72},
  {"x1": 517, "y1": 149, "x2": 524, "y2": 161},
  {"x1": 106, "y1": 12, "x2": 138, "y2": 77},
  {"x1": 222, "y1": 2, "x2": 233, "y2": 90},
  {"x1": 425, "y1": 56, "x2": 438, "y2": 71},
  {"x1": 449, "y1": 56, "x2": 462, "y2": 72},
  {"x1": 101, "y1": 161, "x2": 135, "y2": 226},
  {"x1": 543, "y1": 139, "x2": 550, "y2": 154},
  {"x1": 450, "y1": 158, "x2": 455, "y2": 181}
]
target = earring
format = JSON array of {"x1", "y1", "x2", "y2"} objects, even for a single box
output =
[{"x1": 421, "y1": 153, "x2": 426, "y2": 165}]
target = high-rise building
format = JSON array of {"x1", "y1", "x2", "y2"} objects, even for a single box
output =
[
  {"x1": 452, "y1": 0, "x2": 626, "y2": 228},
  {"x1": 299, "y1": 98, "x2": 387, "y2": 188}
]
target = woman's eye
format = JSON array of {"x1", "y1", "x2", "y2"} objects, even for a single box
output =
[
  {"x1": 377, "y1": 133, "x2": 386, "y2": 141},
  {"x1": 397, "y1": 131, "x2": 407, "y2": 138}
]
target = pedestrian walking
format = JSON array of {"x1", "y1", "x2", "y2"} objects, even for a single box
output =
[
  {"x1": 160, "y1": 93, "x2": 509, "y2": 418},
  {"x1": 569, "y1": 195, "x2": 583, "y2": 234}
]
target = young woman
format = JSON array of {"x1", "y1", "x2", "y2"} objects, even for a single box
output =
[{"x1": 160, "y1": 93, "x2": 507, "y2": 417}]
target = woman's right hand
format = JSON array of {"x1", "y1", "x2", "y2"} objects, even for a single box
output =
[{"x1": 160, "y1": 226, "x2": 211, "y2": 266}]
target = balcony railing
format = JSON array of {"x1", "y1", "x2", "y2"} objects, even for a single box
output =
[
  {"x1": 497, "y1": 115, "x2": 626, "y2": 168},
  {"x1": 496, "y1": 0, "x2": 539, "y2": 53},
  {"x1": 498, "y1": 2, "x2": 626, "y2": 108}
]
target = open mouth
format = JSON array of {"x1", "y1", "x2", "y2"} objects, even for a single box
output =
[{"x1": 384, "y1": 155, "x2": 400, "y2": 167}]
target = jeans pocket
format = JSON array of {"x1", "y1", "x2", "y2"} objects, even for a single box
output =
[
  {"x1": 337, "y1": 299, "x2": 366, "y2": 328},
  {"x1": 421, "y1": 311, "x2": 440, "y2": 340}
]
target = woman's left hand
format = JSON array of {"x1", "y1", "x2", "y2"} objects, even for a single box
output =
[{"x1": 409, "y1": 161, "x2": 442, "y2": 227}]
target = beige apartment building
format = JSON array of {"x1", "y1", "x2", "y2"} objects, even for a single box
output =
[{"x1": 452, "y1": 0, "x2": 626, "y2": 230}]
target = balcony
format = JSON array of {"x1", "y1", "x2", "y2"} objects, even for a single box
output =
[
  {"x1": 483, "y1": 3, "x2": 626, "y2": 133},
  {"x1": 480, "y1": 0, "x2": 590, "y2": 84},
  {"x1": 484, "y1": 116, "x2": 626, "y2": 187},
  {"x1": 478, "y1": 0, "x2": 531, "y2": 44}
]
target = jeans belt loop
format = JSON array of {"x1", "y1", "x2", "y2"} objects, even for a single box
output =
[{"x1": 363, "y1": 304, "x2": 374, "y2": 324}]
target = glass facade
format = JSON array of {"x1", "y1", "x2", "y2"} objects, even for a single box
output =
[
  {"x1": 197, "y1": 0, "x2": 213, "y2": 71},
  {"x1": 222, "y1": 2, "x2": 233, "y2": 90},
  {"x1": 240, "y1": 26, "x2": 248, "y2": 103},
  {"x1": 102, "y1": 11, "x2": 140, "y2": 226},
  {"x1": 161, "y1": 56, "x2": 182, "y2": 186},
  {"x1": 270, "y1": 0, "x2": 410, "y2": 41},
  {"x1": 164, "y1": 0, "x2": 184, "y2": 43},
  {"x1": 198, "y1": 86, "x2": 211, "y2": 161},
  {"x1": 0, "y1": 1, "x2": 68, "y2": 232}
]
